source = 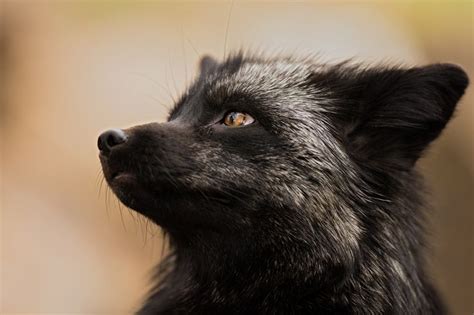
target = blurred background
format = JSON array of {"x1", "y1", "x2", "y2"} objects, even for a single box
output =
[{"x1": 1, "y1": 1, "x2": 472, "y2": 314}]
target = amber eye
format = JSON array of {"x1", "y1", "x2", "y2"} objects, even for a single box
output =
[{"x1": 223, "y1": 112, "x2": 255, "y2": 127}]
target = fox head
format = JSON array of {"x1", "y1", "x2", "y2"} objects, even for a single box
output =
[{"x1": 99, "y1": 53, "x2": 468, "y2": 289}]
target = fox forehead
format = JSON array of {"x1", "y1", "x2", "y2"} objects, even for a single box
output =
[
  {"x1": 203, "y1": 58, "x2": 329, "y2": 108},
  {"x1": 170, "y1": 55, "x2": 330, "y2": 124},
  {"x1": 207, "y1": 60, "x2": 315, "y2": 95}
]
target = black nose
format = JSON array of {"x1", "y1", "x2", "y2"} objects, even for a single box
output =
[{"x1": 98, "y1": 129, "x2": 127, "y2": 154}]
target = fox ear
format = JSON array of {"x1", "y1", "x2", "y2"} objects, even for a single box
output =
[
  {"x1": 199, "y1": 55, "x2": 219, "y2": 78},
  {"x1": 334, "y1": 63, "x2": 469, "y2": 169}
]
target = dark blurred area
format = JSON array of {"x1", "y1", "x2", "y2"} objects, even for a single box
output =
[{"x1": 1, "y1": 1, "x2": 472, "y2": 314}]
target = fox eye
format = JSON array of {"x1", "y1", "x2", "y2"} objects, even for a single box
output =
[{"x1": 223, "y1": 112, "x2": 255, "y2": 127}]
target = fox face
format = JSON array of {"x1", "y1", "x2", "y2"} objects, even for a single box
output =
[
  {"x1": 98, "y1": 53, "x2": 468, "y2": 313},
  {"x1": 98, "y1": 55, "x2": 343, "y2": 234}
]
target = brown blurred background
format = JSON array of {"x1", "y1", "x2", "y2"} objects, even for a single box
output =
[{"x1": 1, "y1": 1, "x2": 472, "y2": 314}]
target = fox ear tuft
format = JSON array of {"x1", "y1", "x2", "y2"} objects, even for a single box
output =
[
  {"x1": 199, "y1": 55, "x2": 219, "y2": 78},
  {"x1": 335, "y1": 63, "x2": 469, "y2": 169}
]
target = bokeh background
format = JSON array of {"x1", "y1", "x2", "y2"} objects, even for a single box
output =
[{"x1": 1, "y1": 1, "x2": 472, "y2": 314}]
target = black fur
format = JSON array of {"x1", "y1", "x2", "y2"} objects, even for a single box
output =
[{"x1": 99, "y1": 53, "x2": 468, "y2": 314}]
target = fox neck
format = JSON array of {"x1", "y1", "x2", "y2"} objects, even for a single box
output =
[
  {"x1": 140, "y1": 228, "x2": 441, "y2": 314},
  {"x1": 139, "y1": 192, "x2": 443, "y2": 314}
]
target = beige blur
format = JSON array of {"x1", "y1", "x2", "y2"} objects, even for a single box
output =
[{"x1": 1, "y1": 1, "x2": 472, "y2": 314}]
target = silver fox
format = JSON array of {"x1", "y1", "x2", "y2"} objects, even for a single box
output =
[{"x1": 98, "y1": 53, "x2": 469, "y2": 314}]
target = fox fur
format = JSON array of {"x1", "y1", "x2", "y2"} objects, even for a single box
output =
[{"x1": 99, "y1": 53, "x2": 469, "y2": 314}]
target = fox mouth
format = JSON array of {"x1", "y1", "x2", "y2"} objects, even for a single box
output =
[
  {"x1": 99, "y1": 155, "x2": 140, "y2": 196},
  {"x1": 100, "y1": 165, "x2": 156, "y2": 216},
  {"x1": 110, "y1": 171, "x2": 136, "y2": 184},
  {"x1": 99, "y1": 154, "x2": 179, "y2": 214},
  {"x1": 99, "y1": 154, "x2": 126, "y2": 183},
  {"x1": 100, "y1": 155, "x2": 169, "y2": 192}
]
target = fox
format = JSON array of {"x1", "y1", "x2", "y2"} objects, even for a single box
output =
[{"x1": 98, "y1": 53, "x2": 468, "y2": 314}]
